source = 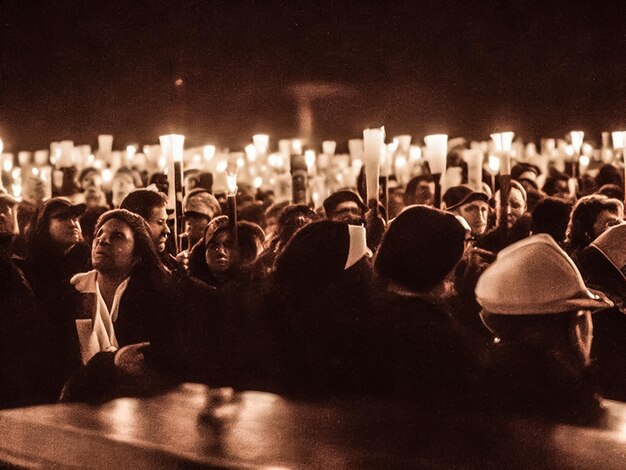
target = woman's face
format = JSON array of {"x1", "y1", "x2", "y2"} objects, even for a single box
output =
[
  {"x1": 92, "y1": 218, "x2": 137, "y2": 277},
  {"x1": 496, "y1": 187, "x2": 527, "y2": 229},
  {"x1": 48, "y1": 212, "x2": 82, "y2": 249},
  {"x1": 592, "y1": 209, "x2": 622, "y2": 239},
  {"x1": 205, "y1": 230, "x2": 236, "y2": 274}
]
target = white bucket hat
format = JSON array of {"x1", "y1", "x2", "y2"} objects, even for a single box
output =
[{"x1": 475, "y1": 234, "x2": 613, "y2": 314}]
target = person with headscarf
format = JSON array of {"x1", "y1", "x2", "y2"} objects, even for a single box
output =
[{"x1": 269, "y1": 220, "x2": 377, "y2": 398}]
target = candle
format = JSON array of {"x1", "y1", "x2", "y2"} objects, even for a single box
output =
[
  {"x1": 348, "y1": 139, "x2": 364, "y2": 163},
  {"x1": 98, "y1": 135, "x2": 113, "y2": 155},
  {"x1": 409, "y1": 145, "x2": 422, "y2": 162},
  {"x1": 126, "y1": 145, "x2": 136, "y2": 163},
  {"x1": 245, "y1": 144, "x2": 258, "y2": 163},
  {"x1": 490, "y1": 132, "x2": 514, "y2": 175},
  {"x1": 570, "y1": 131, "x2": 584, "y2": 154},
  {"x1": 253, "y1": 134, "x2": 269, "y2": 155},
  {"x1": 488, "y1": 155, "x2": 500, "y2": 175},
  {"x1": 305, "y1": 150, "x2": 317, "y2": 177},
  {"x1": 363, "y1": 127, "x2": 385, "y2": 204},
  {"x1": 612, "y1": 131, "x2": 625, "y2": 150},
  {"x1": 278, "y1": 139, "x2": 291, "y2": 160},
  {"x1": 424, "y1": 134, "x2": 448, "y2": 175},
  {"x1": 323, "y1": 140, "x2": 337, "y2": 157},
  {"x1": 291, "y1": 139, "x2": 303, "y2": 155},
  {"x1": 464, "y1": 149, "x2": 484, "y2": 192},
  {"x1": 394, "y1": 135, "x2": 412, "y2": 154}
]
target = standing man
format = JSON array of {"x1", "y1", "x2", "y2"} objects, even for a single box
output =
[{"x1": 120, "y1": 189, "x2": 180, "y2": 272}]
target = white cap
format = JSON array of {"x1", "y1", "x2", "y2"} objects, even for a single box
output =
[{"x1": 476, "y1": 234, "x2": 613, "y2": 314}]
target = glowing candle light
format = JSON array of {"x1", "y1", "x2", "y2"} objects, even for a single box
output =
[
  {"x1": 490, "y1": 132, "x2": 514, "y2": 175},
  {"x1": 126, "y1": 145, "x2": 136, "y2": 161},
  {"x1": 2, "y1": 154, "x2": 13, "y2": 173},
  {"x1": 291, "y1": 139, "x2": 303, "y2": 155},
  {"x1": 203, "y1": 145, "x2": 216, "y2": 162},
  {"x1": 252, "y1": 134, "x2": 269, "y2": 155},
  {"x1": 245, "y1": 144, "x2": 258, "y2": 162},
  {"x1": 424, "y1": 134, "x2": 448, "y2": 175},
  {"x1": 323, "y1": 140, "x2": 337, "y2": 157},
  {"x1": 612, "y1": 131, "x2": 625, "y2": 150},
  {"x1": 0, "y1": 139, "x2": 3, "y2": 155},
  {"x1": 102, "y1": 168, "x2": 113, "y2": 184},
  {"x1": 570, "y1": 131, "x2": 584, "y2": 154},
  {"x1": 409, "y1": 145, "x2": 422, "y2": 162},
  {"x1": 394, "y1": 135, "x2": 412, "y2": 153},
  {"x1": 253, "y1": 176, "x2": 263, "y2": 189},
  {"x1": 488, "y1": 155, "x2": 500, "y2": 175},
  {"x1": 363, "y1": 127, "x2": 385, "y2": 204},
  {"x1": 305, "y1": 149, "x2": 316, "y2": 176}
]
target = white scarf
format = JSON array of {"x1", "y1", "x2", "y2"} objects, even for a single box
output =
[{"x1": 71, "y1": 270, "x2": 130, "y2": 364}]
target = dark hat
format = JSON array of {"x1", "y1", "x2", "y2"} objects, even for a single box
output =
[
  {"x1": 39, "y1": 197, "x2": 86, "y2": 223},
  {"x1": 323, "y1": 190, "x2": 367, "y2": 217},
  {"x1": 511, "y1": 163, "x2": 540, "y2": 181},
  {"x1": 443, "y1": 185, "x2": 489, "y2": 211},
  {"x1": 275, "y1": 221, "x2": 370, "y2": 288},
  {"x1": 183, "y1": 188, "x2": 221, "y2": 219},
  {"x1": 375, "y1": 205, "x2": 466, "y2": 292},
  {"x1": 78, "y1": 167, "x2": 101, "y2": 183}
]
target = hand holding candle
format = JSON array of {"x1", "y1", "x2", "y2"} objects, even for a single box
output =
[{"x1": 363, "y1": 127, "x2": 385, "y2": 207}]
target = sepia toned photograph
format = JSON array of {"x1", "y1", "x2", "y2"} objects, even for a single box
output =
[{"x1": 1, "y1": 1, "x2": 626, "y2": 467}]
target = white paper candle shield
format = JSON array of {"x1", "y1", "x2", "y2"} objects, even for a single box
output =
[
  {"x1": 363, "y1": 127, "x2": 385, "y2": 202},
  {"x1": 424, "y1": 134, "x2": 448, "y2": 174},
  {"x1": 323, "y1": 140, "x2": 337, "y2": 157}
]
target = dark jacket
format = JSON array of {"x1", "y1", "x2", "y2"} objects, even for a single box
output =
[
  {"x1": 479, "y1": 340, "x2": 604, "y2": 425},
  {"x1": 0, "y1": 244, "x2": 48, "y2": 408},
  {"x1": 371, "y1": 287, "x2": 477, "y2": 408},
  {"x1": 52, "y1": 271, "x2": 175, "y2": 403}
]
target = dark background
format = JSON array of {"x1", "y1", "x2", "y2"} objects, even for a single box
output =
[{"x1": 2, "y1": 0, "x2": 626, "y2": 151}]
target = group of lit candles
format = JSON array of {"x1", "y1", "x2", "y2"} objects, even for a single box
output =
[{"x1": 2, "y1": 129, "x2": 626, "y2": 210}]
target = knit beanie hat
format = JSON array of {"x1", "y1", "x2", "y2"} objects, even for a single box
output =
[{"x1": 375, "y1": 205, "x2": 466, "y2": 292}]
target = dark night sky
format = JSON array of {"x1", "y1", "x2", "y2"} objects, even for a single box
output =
[{"x1": 2, "y1": 0, "x2": 626, "y2": 152}]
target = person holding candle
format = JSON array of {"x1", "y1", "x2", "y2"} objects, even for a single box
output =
[
  {"x1": 120, "y1": 189, "x2": 181, "y2": 273},
  {"x1": 183, "y1": 215, "x2": 277, "y2": 391},
  {"x1": 181, "y1": 188, "x2": 222, "y2": 250}
]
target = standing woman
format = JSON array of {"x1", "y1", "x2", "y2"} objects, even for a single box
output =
[{"x1": 55, "y1": 209, "x2": 173, "y2": 402}]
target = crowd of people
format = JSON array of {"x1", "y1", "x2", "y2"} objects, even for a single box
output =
[{"x1": 1, "y1": 146, "x2": 626, "y2": 428}]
